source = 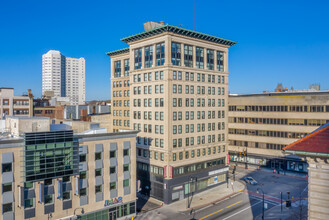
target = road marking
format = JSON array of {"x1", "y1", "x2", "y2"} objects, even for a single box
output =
[
  {"x1": 198, "y1": 200, "x2": 242, "y2": 220},
  {"x1": 198, "y1": 208, "x2": 224, "y2": 220},
  {"x1": 196, "y1": 204, "x2": 213, "y2": 212},
  {"x1": 221, "y1": 201, "x2": 262, "y2": 220},
  {"x1": 225, "y1": 200, "x2": 242, "y2": 208},
  {"x1": 194, "y1": 192, "x2": 243, "y2": 213},
  {"x1": 248, "y1": 195, "x2": 279, "y2": 206}
]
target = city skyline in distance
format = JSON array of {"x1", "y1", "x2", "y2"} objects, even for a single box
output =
[{"x1": 0, "y1": 0, "x2": 328, "y2": 100}]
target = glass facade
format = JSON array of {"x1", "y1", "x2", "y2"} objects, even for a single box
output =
[
  {"x1": 144, "y1": 46, "x2": 153, "y2": 68},
  {"x1": 134, "y1": 48, "x2": 142, "y2": 70},
  {"x1": 173, "y1": 157, "x2": 225, "y2": 177},
  {"x1": 124, "y1": 59, "x2": 129, "y2": 76},
  {"x1": 77, "y1": 202, "x2": 136, "y2": 220},
  {"x1": 171, "y1": 42, "x2": 181, "y2": 65},
  {"x1": 156, "y1": 43, "x2": 165, "y2": 66},
  {"x1": 114, "y1": 61, "x2": 121, "y2": 78},
  {"x1": 207, "y1": 49, "x2": 214, "y2": 70},
  {"x1": 196, "y1": 47, "x2": 204, "y2": 69},
  {"x1": 184, "y1": 45, "x2": 193, "y2": 67},
  {"x1": 217, "y1": 51, "x2": 224, "y2": 71},
  {"x1": 24, "y1": 130, "x2": 79, "y2": 182}
]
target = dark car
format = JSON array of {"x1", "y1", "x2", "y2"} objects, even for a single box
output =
[{"x1": 243, "y1": 176, "x2": 258, "y2": 185}]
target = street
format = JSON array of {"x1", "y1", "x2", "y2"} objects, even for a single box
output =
[{"x1": 136, "y1": 167, "x2": 308, "y2": 220}]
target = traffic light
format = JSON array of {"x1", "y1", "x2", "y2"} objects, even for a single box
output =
[{"x1": 243, "y1": 150, "x2": 246, "y2": 156}]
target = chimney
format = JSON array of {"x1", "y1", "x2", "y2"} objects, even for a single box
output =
[{"x1": 160, "y1": 21, "x2": 165, "y2": 25}]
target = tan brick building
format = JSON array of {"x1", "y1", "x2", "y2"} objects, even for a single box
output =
[
  {"x1": 0, "y1": 88, "x2": 33, "y2": 119},
  {"x1": 0, "y1": 116, "x2": 138, "y2": 220},
  {"x1": 107, "y1": 21, "x2": 236, "y2": 203},
  {"x1": 107, "y1": 50, "x2": 131, "y2": 132},
  {"x1": 228, "y1": 91, "x2": 329, "y2": 172}
]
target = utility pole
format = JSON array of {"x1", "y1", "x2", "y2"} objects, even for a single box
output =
[
  {"x1": 280, "y1": 192, "x2": 282, "y2": 213},
  {"x1": 245, "y1": 148, "x2": 248, "y2": 169}
]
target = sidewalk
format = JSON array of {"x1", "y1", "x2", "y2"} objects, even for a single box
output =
[
  {"x1": 163, "y1": 180, "x2": 245, "y2": 212},
  {"x1": 254, "y1": 199, "x2": 308, "y2": 220},
  {"x1": 136, "y1": 192, "x2": 163, "y2": 212}
]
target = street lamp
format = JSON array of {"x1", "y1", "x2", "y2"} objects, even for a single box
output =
[
  {"x1": 187, "y1": 176, "x2": 197, "y2": 209},
  {"x1": 257, "y1": 187, "x2": 265, "y2": 220}
]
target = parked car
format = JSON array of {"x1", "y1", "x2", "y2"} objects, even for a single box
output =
[{"x1": 243, "y1": 176, "x2": 258, "y2": 185}]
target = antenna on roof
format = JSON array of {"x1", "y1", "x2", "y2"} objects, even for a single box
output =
[{"x1": 194, "y1": 0, "x2": 196, "y2": 31}]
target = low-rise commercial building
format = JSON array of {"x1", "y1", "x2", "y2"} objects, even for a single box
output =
[
  {"x1": 228, "y1": 91, "x2": 329, "y2": 172},
  {"x1": 283, "y1": 123, "x2": 329, "y2": 220},
  {"x1": 0, "y1": 116, "x2": 138, "y2": 220},
  {"x1": 0, "y1": 88, "x2": 33, "y2": 119}
]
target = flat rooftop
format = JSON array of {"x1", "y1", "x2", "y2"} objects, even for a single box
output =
[{"x1": 229, "y1": 90, "x2": 329, "y2": 97}]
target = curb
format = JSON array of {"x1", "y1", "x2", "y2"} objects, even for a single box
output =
[{"x1": 180, "y1": 181, "x2": 246, "y2": 213}]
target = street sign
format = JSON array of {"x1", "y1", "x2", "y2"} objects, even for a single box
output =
[{"x1": 264, "y1": 203, "x2": 268, "y2": 209}]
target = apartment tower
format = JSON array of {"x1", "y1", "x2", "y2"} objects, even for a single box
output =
[
  {"x1": 42, "y1": 50, "x2": 85, "y2": 105},
  {"x1": 107, "y1": 21, "x2": 236, "y2": 203}
]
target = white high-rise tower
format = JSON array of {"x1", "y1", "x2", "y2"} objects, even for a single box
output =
[{"x1": 42, "y1": 50, "x2": 85, "y2": 105}]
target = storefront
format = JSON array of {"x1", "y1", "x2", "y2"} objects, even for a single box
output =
[
  {"x1": 77, "y1": 201, "x2": 136, "y2": 220},
  {"x1": 229, "y1": 151, "x2": 308, "y2": 173},
  {"x1": 168, "y1": 166, "x2": 228, "y2": 204}
]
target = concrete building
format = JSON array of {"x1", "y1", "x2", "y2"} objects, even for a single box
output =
[
  {"x1": 107, "y1": 21, "x2": 236, "y2": 203},
  {"x1": 0, "y1": 116, "x2": 138, "y2": 220},
  {"x1": 42, "y1": 50, "x2": 85, "y2": 105},
  {"x1": 0, "y1": 88, "x2": 33, "y2": 119},
  {"x1": 283, "y1": 123, "x2": 329, "y2": 220},
  {"x1": 228, "y1": 91, "x2": 329, "y2": 173},
  {"x1": 64, "y1": 104, "x2": 110, "y2": 120}
]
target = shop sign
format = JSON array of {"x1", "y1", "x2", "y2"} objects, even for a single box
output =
[
  {"x1": 172, "y1": 185, "x2": 183, "y2": 191},
  {"x1": 104, "y1": 197, "x2": 123, "y2": 207},
  {"x1": 208, "y1": 167, "x2": 229, "y2": 176}
]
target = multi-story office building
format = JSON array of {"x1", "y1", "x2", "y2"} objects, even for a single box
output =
[
  {"x1": 107, "y1": 49, "x2": 131, "y2": 132},
  {"x1": 107, "y1": 21, "x2": 236, "y2": 203},
  {"x1": 42, "y1": 50, "x2": 85, "y2": 105},
  {"x1": 0, "y1": 116, "x2": 137, "y2": 220},
  {"x1": 0, "y1": 88, "x2": 33, "y2": 119},
  {"x1": 228, "y1": 91, "x2": 329, "y2": 173}
]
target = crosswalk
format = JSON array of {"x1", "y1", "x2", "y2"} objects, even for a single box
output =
[{"x1": 242, "y1": 190, "x2": 281, "y2": 206}]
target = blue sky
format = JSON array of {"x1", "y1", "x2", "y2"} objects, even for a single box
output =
[{"x1": 0, "y1": 0, "x2": 328, "y2": 100}]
